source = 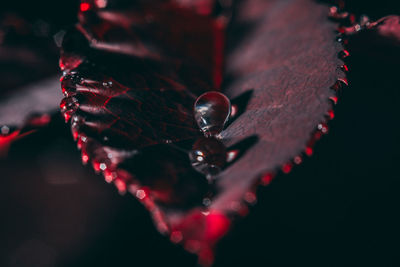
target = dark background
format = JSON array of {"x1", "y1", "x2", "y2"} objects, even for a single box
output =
[{"x1": 0, "y1": 1, "x2": 399, "y2": 266}]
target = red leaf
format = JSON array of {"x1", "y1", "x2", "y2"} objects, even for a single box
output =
[{"x1": 59, "y1": 0, "x2": 343, "y2": 265}]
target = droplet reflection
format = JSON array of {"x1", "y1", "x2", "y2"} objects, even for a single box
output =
[{"x1": 189, "y1": 136, "x2": 227, "y2": 180}]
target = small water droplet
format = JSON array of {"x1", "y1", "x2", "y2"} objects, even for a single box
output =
[
  {"x1": 1, "y1": 125, "x2": 10, "y2": 135},
  {"x1": 71, "y1": 115, "x2": 84, "y2": 140},
  {"x1": 82, "y1": 152, "x2": 89, "y2": 164},
  {"x1": 61, "y1": 74, "x2": 81, "y2": 97},
  {"x1": 95, "y1": 0, "x2": 107, "y2": 8},
  {"x1": 60, "y1": 97, "x2": 79, "y2": 122},
  {"x1": 99, "y1": 163, "x2": 107, "y2": 171},
  {"x1": 189, "y1": 137, "x2": 227, "y2": 178},
  {"x1": 202, "y1": 197, "x2": 212, "y2": 206},
  {"x1": 136, "y1": 189, "x2": 147, "y2": 200},
  {"x1": 336, "y1": 35, "x2": 344, "y2": 43},
  {"x1": 77, "y1": 135, "x2": 88, "y2": 150},
  {"x1": 317, "y1": 123, "x2": 329, "y2": 134},
  {"x1": 294, "y1": 155, "x2": 302, "y2": 165},
  {"x1": 194, "y1": 91, "x2": 231, "y2": 137},
  {"x1": 102, "y1": 81, "x2": 113, "y2": 88},
  {"x1": 328, "y1": 6, "x2": 338, "y2": 17}
]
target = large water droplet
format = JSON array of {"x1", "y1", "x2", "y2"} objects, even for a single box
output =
[{"x1": 194, "y1": 91, "x2": 231, "y2": 137}]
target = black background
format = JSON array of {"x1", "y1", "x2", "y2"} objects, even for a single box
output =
[{"x1": 0, "y1": 1, "x2": 399, "y2": 266}]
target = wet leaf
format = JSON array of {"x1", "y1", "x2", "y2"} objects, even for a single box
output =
[{"x1": 60, "y1": 0, "x2": 342, "y2": 265}]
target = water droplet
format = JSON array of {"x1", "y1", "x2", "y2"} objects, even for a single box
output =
[
  {"x1": 82, "y1": 152, "x2": 89, "y2": 164},
  {"x1": 189, "y1": 137, "x2": 227, "y2": 179},
  {"x1": 95, "y1": 0, "x2": 108, "y2": 8},
  {"x1": 77, "y1": 135, "x2": 88, "y2": 150},
  {"x1": 136, "y1": 189, "x2": 147, "y2": 200},
  {"x1": 1, "y1": 125, "x2": 10, "y2": 135},
  {"x1": 102, "y1": 81, "x2": 113, "y2": 88},
  {"x1": 61, "y1": 74, "x2": 80, "y2": 97},
  {"x1": 99, "y1": 163, "x2": 107, "y2": 171},
  {"x1": 294, "y1": 155, "x2": 302, "y2": 165},
  {"x1": 336, "y1": 35, "x2": 344, "y2": 43},
  {"x1": 194, "y1": 91, "x2": 231, "y2": 137},
  {"x1": 60, "y1": 97, "x2": 79, "y2": 122},
  {"x1": 71, "y1": 115, "x2": 84, "y2": 140},
  {"x1": 203, "y1": 197, "x2": 212, "y2": 206},
  {"x1": 317, "y1": 123, "x2": 329, "y2": 134}
]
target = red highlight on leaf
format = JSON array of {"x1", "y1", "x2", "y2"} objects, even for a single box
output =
[
  {"x1": 282, "y1": 163, "x2": 293, "y2": 174},
  {"x1": 0, "y1": 130, "x2": 20, "y2": 157},
  {"x1": 261, "y1": 173, "x2": 275, "y2": 186},
  {"x1": 80, "y1": 3, "x2": 90, "y2": 12}
]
